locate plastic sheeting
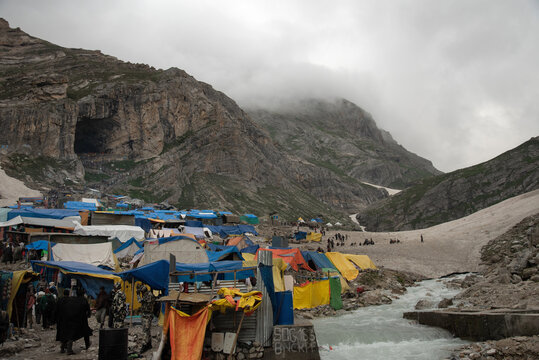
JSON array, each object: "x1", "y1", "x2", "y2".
[
  {"x1": 64, "y1": 201, "x2": 97, "y2": 211},
  {"x1": 240, "y1": 244, "x2": 259, "y2": 254},
  {"x1": 293, "y1": 280, "x2": 330, "y2": 309},
  {"x1": 168, "y1": 306, "x2": 211, "y2": 360},
  {"x1": 255, "y1": 248, "x2": 313, "y2": 272},
  {"x1": 325, "y1": 252, "x2": 359, "y2": 280},
  {"x1": 206, "y1": 247, "x2": 244, "y2": 261},
  {"x1": 51, "y1": 242, "x2": 118, "y2": 270},
  {"x1": 206, "y1": 225, "x2": 258, "y2": 238},
  {"x1": 0, "y1": 215, "x2": 23, "y2": 228},
  {"x1": 117, "y1": 259, "x2": 170, "y2": 291},
  {"x1": 73, "y1": 224, "x2": 144, "y2": 242},
  {"x1": 344, "y1": 254, "x2": 377, "y2": 270},
  {"x1": 25, "y1": 240, "x2": 55, "y2": 251},
  {"x1": 7, "y1": 208, "x2": 81, "y2": 220},
  {"x1": 294, "y1": 231, "x2": 307, "y2": 240},
  {"x1": 173, "y1": 261, "x2": 254, "y2": 283},
  {"x1": 114, "y1": 238, "x2": 143, "y2": 258},
  {"x1": 306, "y1": 232, "x2": 322, "y2": 242},
  {"x1": 0, "y1": 208, "x2": 11, "y2": 222},
  {"x1": 329, "y1": 277, "x2": 343, "y2": 310}
]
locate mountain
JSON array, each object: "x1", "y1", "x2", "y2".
[
  {"x1": 357, "y1": 137, "x2": 539, "y2": 231},
  {"x1": 246, "y1": 99, "x2": 441, "y2": 189},
  {"x1": 0, "y1": 18, "x2": 392, "y2": 220}
]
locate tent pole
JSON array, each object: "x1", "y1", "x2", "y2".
[{"x1": 130, "y1": 278, "x2": 134, "y2": 327}]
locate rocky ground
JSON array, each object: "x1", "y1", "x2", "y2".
[{"x1": 448, "y1": 336, "x2": 539, "y2": 360}]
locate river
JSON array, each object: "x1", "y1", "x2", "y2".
[{"x1": 312, "y1": 276, "x2": 470, "y2": 360}]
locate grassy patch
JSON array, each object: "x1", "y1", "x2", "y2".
[{"x1": 84, "y1": 172, "x2": 111, "y2": 183}]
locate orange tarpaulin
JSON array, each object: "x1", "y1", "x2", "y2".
[
  {"x1": 168, "y1": 306, "x2": 211, "y2": 360},
  {"x1": 226, "y1": 236, "x2": 243, "y2": 246},
  {"x1": 255, "y1": 248, "x2": 314, "y2": 272}
]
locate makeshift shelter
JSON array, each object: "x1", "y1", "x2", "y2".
[
  {"x1": 240, "y1": 213, "x2": 259, "y2": 224},
  {"x1": 301, "y1": 251, "x2": 337, "y2": 271},
  {"x1": 306, "y1": 232, "x2": 322, "y2": 242},
  {"x1": 294, "y1": 231, "x2": 307, "y2": 241},
  {"x1": 255, "y1": 248, "x2": 313, "y2": 272},
  {"x1": 0, "y1": 208, "x2": 11, "y2": 222},
  {"x1": 31, "y1": 261, "x2": 119, "y2": 298},
  {"x1": 293, "y1": 280, "x2": 330, "y2": 309},
  {"x1": 206, "y1": 246, "x2": 244, "y2": 261},
  {"x1": 182, "y1": 226, "x2": 212, "y2": 240},
  {"x1": 141, "y1": 236, "x2": 209, "y2": 265},
  {"x1": 344, "y1": 254, "x2": 377, "y2": 270},
  {"x1": 205, "y1": 225, "x2": 258, "y2": 238},
  {"x1": 226, "y1": 236, "x2": 253, "y2": 250},
  {"x1": 7, "y1": 208, "x2": 81, "y2": 221},
  {"x1": 114, "y1": 238, "x2": 143, "y2": 258},
  {"x1": 0, "y1": 270, "x2": 38, "y2": 324},
  {"x1": 25, "y1": 240, "x2": 55, "y2": 251},
  {"x1": 172, "y1": 260, "x2": 255, "y2": 283},
  {"x1": 73, "y1": 224, "x2": 144, "y2": 242},
  {"x1": 325, "y1": 252, "x2": 359, "y2": 281},
  {"x1": 117, "y1": 259, "x2": 170, "y2": 292},
  {"x1": 64, "y1": 201, "x2": 97, "y2": 211},
  {"x1": 51, "y1": 242, "x2": 119, "y2": 270}
]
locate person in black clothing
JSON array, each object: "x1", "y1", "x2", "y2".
[
  {"x1": 56, "y1": 289, "x2": 70, "y2": 353},
  {"x1": 62, "y1": 288, "x2": 93, "y2": 354}
]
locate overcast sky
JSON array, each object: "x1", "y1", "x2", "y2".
[{"x1": 2, "y1": 0, "x2": 538, "y2": 172}]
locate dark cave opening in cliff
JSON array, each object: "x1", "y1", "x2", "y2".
[{"x1": 74, "y1": 117, "x2": 118, "y2": 155}]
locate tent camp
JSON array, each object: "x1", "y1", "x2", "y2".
[
  {"x1": 206, "y1": 225, "x2": 258, "y2": 238},
  {"x1": 141, "y1": 236, "x2": 209, "y2": 265},
  {"x1": 51, "y1": 242, "x2": 118, "y2": 270},
  {"x1": 114, "y1": 238, "x2": 143, "y2": 258},
  {"x1": 31, "y1": 261, "x2": 119, "y2": 298},
  {"x1": 73, "y1": 224, "x2": 144, "y2": 242}
]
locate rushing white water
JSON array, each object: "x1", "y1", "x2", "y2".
[{"x1": 312, "y1": 276, "x2": 470, "y2": 360}]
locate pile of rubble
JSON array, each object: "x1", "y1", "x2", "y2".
[
  {"x1": 449, "y1": 335, "x2": 539, "y2": 360},
  {"x1": 209, "y1": 341, "x2": 264, "y2": 360}
]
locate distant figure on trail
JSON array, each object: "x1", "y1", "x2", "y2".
[{"x1": 421, "y1": 234, "x2": 424, "y2": 243}]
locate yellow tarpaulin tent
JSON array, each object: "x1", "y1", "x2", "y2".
[
  {"x1": 293, "y1": 280, "x2": 330, "y2": 309},
  {"x1": 326, "y1": 252, "x2": 359, "y2": 281},
  {"x1": 344, "y1": 254, "x2": 377, "y2": 270},
  {"x1": 306, "y1": 232, "x2": 322, "y2": 242}
]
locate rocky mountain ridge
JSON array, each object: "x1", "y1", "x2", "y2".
[
  {"x1": 246, "y1": 98, "x2": 441, "y2": 189},
  {"x1": 357, "y1": 136, "x2": 539, "y2": 231},
  {"x1": 0, "y1": 18, "x2": 396, "y2": 219}
]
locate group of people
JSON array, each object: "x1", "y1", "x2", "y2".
[
  {"x1": 19, "y1": 278, "x2": 156, "y2": 355},
  {"x1": 1, "y1": 241, "x2": 25, "y2": 264},
  {"x1": 389, "y1": 238, "x2": 401, "y2": 244}
]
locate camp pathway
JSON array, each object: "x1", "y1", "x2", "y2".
[{"x1": 312, "y1": 275, "x2": 470, "y2": 360}]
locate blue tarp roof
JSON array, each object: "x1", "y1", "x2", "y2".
[
  {"x1": 206, "y1": 246, "x2": 244, "y2": 261},
  {"x1": 206, "y1": 243, "x2": 232, "y2": 252},
  {"x1": 116, "y1": 203, "x2": 129, "y2": 208},
  {"x1": 117, "y1": 260, "x2": 170, "y2": 291},
  {"x1": 63, "y1": 201, "x2": 97, "y2": 211},
  {"x1": 7, "y1": 208, "x2": 81, "y2": 221},
  {"x1": 240, "y1": 244, "x2": 260, "y2": 254},
  {"x1": 301, "y1": 251, "x2": 337, "y2": 271},
  {"x1": 113, "y1": 238, "x2": 142, "y2": 254},
  {"x1": 185, "y1": 220, "x2": 203, "y2": 228},
  {"x1": 310, "y1": 218, "x2": 323, "y2": 223},
  {"x1": 31, "y1": 260, "x2": 117, "y2": 298},
  {"x1": 26, "y1": 240, "x2": 56, "y2": 251},
  {"x1": 206, "y1": 225, "x2": 258, "y2": 238},
  {"x1": 135, "y1": 217, "x2": 152, "y2": 232},
  {"x1": 243, "y1": 214, "x2": 258, "y2": 218}
]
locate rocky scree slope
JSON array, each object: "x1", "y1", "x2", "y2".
[
  {"x1": 247, "y1": 98, "x2": 441, "y2": 190},
  {"x1": 357, "y1": 137, "x2": 539, "y2": 231},
  {"x1": 0, "y1": 19, "x2": 386, "y2": 219}
]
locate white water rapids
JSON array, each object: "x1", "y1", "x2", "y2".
[{"x1": 312, "y1": 276, "x2": 470, "y2": 360}]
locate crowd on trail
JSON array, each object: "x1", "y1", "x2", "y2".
[{"x1": 6, "y1": 275, "x2": 157, "y2": 356}]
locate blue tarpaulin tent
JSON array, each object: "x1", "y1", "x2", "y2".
[
  {"x1": 135, "y1": 217, "x2": 152, "y2": 232},
  {"x1": 63, "y1": 201, "x2": 97, "y2": 211},
  {"x1": 7, "y1": 208, "x2": 81, "y2": 221},
  {"x1": 185, "y1": 220, "x2": 204, "y2": 228},
  {"x1": 31, "y1": 261, "x2": 118, "y2": 298},
  {"x1": 240, "y1": 244, "x2": 260, "y2": 254},
  {"x1": 301, "y1": 251, "x2": 337, "y2": 271},
  {"x1": 117, "y1": 260, "x2": 170, "y2": 291},
  {"x1": 206, "y1": 247, "x2": 244, "y2": 261},
  {"x1": 295, "y1": 231, "x2": 307, "y2": 240},
  {"x1": 114, "y1": 238, "x2": 143, "y2": 258},
  {"x1": 25, "y1": 240, "x2": 55, "y2": 251},
  {"x1": 206, "y1": 225, "x2": 258, "y2": 238},
  {"x1": 174, "y1": 261, "x2": 254, "y2": 282}
]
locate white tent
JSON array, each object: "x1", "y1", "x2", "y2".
[
  {"x1": 51, "y1": 242, "x2": 117, "y2": 270},
  {"x1": 82, "y1": 198, "x2": 103, "y2": 208},
  {"x1": 141, "y1": 238, "x2": 209, "y2": 265},
  {"x1": 335, "y1": 222, "x2": 342, "y2": 226},
  {"x1": 74, "y1": 224, "x2": 144, "y2": 242},
  {"x1": 326, "y1": 222, "x2": 333, "y2": 227}
]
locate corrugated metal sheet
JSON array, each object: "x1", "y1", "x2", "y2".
[{"x1": 256, "y1": 250, "x2": 273, "y2": 346}]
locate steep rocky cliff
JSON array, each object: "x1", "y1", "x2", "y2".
[
  {"x1": 357, "y1": 137, "x2": 539, "y2": 231},
  {"x1": 0, "y1": 19, "x2": 388, "y2": 219},
  {"x1": 247, "y1": 99, "x2": 441, "y2": 189}
]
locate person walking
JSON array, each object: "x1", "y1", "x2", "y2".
[
  {"x1": 111, "y1": 283, "x2": 127, "y2": 328},
  {"x1": 137, "y1": 285, "x2": 155, "y2": 353},
  {"x1": 56, "y1": 289, "x2": 70, "y2": 353},
  {"x1": 63, "y1": 288, "x2": 93, "y2": 354},
  {"x1": 94, "y1": 287, "x2": 109, "y2": 329},
  {"x1": 39, "y1": 288, "x2": 55, "y2": 329}
]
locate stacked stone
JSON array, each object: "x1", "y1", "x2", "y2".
[{"x1": 233, "y1": 341, "x2": 264, "y2": 360}]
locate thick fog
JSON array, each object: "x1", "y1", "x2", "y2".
[{"x1": 2, "y1": 0, "x2": 538, "y2": 171}]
